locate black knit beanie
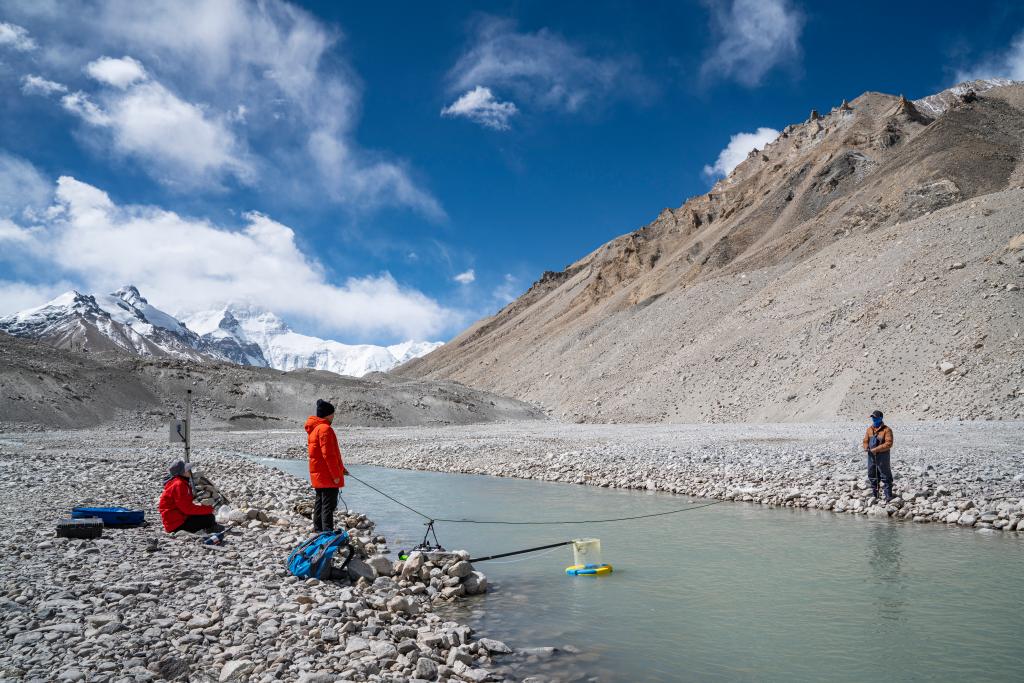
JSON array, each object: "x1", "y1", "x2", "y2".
[{"x1": 316, "y1": 399, "x2": 335, "y2": 418}]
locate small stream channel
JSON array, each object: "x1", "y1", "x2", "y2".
[{"x1": 260, "y1": 459, "x2": 1023, "y2": 682}]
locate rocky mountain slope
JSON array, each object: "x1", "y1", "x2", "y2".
[
  {"x1": 0, "y1": 287, "x2": 442, "y2": 377},
  {"x1": 183, "y1": 307, "x2": 443, "y2": 377},
  {"x1": 0, "y1": 331, "x2": 541, "y2": 430},
  {"x1": 399, "y1": 82, "x2": 1024, "y2": 423}
]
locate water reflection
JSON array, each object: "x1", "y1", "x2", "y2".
[{"x1": 866, "y1": 520, "x2": 906, "y2": 628}]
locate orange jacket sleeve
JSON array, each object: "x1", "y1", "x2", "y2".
[
  {"x1": 862, "y1": 427, "x2": 871, "y2": 451},
  {"x1": 876, "y1": 427, "x2": 893, "y2": 452},
  {"x1": 317, "y1": 425, "x2": 345, "y2": 485}
]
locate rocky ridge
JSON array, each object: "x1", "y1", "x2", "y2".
[
  {"x1": 0, "y1": 331, "x2": 543, "y2": 430},
  {"x1": 399, "y1": 82, "x2": 1024, "y2": 423}
]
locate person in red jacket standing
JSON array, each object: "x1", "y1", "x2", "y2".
[
  {"x1": 158, "y1": 460, "x2": 222, "y2": 533},
  {"x1": 305, "y1": 399, "x2": 347, "y2": 532}
]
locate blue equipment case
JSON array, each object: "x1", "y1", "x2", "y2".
[{"x1": 72, "y1": 506, "x2": 145, "y2": 526}]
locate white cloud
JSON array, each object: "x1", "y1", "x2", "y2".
[
  {"x1": 0, "y1": 21, "x2": 36, "y2": 51},
  {"x1": 0, "y1": 218, "x2": 37, "y2": 244},
  {"x1": 492, "y1": 273, "x2": 520, "y2": 305},
  {"x1": 702, "y1": 126, "x2": 780, "y2": 178},
  {"x1": 21, "y1": 74, "x2": 68, "y2": 96},
  {"x1": 956, "y1": 33, "x2": 1024, "y2": 82},
  {"x1": 701, "y1": 0, "x2": 803, "y2": 87},
  {"x1": 442, "y1": 86, "x2": 518, "y2": 130},
  {"x1": 61, "y1": 58, "x2": 253, "y2": 188},
  {"x1": 0, "y1": 175, "x2": 458, "y2": 339},
  {"x1": 0, "y1": 280, "x2": 75, "y2": 317},
  {"x1": 454, "y1": 269, "x2": 476, "y2": 284},
  {"x1": 447, "y1": 16, "x2": 646, "y2": 115},
  {"x1": 85, "y1": 55, "x2": 147, "y2": 88},
  {"x1": 4, "y1": 1, "x2": 441, "y2": 216},
  {"x1": 0, "y1": 152, "x2": 52, "y2": 219}
]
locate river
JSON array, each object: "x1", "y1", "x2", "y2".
[{"x1": 261, "y1": 459, "x2": 1024, "y2": 682}]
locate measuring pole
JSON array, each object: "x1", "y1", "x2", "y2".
[{"x1": 183, "y1": 389, "x2": 192, "y2": 463}]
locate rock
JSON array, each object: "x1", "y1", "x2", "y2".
[
  {"x1": 447, "y1": 560, "x2": 472, "y2": 578},
  {"x1": 370, "y1": 640, "x2": 398, "y2": 660},
  {"x1": 345, "y1": 636, "x2": 370, "y2": 654},
  {"x1": 154, "y1": 655, "x2": 190, "y2": 681},
  {"x1": 414, "y1": 657, "x2": 439, "y2": 680},
  {"x1": 479, "y1": 637, "x2": 512, "y2": 654},
  {"x1": 463, "y1": 668, "x2": 492, "y2": 682},
  {"x1": 939, "y1": 361, "x2": 956, "y2": 375},
  {"x1": 366, "y1": 554, "x2": 393, "y2": 577},
  {"x1": 957, "y1": 513, "x2": 978, "y2": 527},
  {"x1": 948, "y1": 262, "x2": 966, "y2": 270},
  {"x1": 463, "y1": 571, "x2": 488, "y2": 595},
  {"x1": 401, "y1": 551, "x2": 425, "y2": 579},
  {"x1": 297, "y1": 673, "x2": 337, "y2": 683},
  {"x1": 387, "y1": 595, "x2": 418, "y2": 615},
  {"x1": 219, "y1": 660, "x2": 254, "y2": 682}
]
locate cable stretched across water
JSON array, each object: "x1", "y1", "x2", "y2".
[{"x1": 346, "y1": 471, "x2": 725, "y2": 526}]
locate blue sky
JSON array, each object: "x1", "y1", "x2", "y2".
[{"x1": 1, "y1": 0, "x2": 1023, "y2": 344}]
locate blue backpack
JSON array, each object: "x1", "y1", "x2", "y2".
[{"x1": 287, "y1": 531, "x2": 351, "y2": 579}]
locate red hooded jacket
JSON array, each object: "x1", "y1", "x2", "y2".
[
  {"x1": 305, "y1": 416, "x2": 345, "y2": 489},
  {"x1": 158, "y1": 476, "x2": 215, "y2": 532}
]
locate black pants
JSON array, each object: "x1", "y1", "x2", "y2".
[
  {"x1": 313, "y1": 488, "x2": 339, "y2": 532},
  {"x1": 867, "y1": 451, "x2": 894, "y2": 498},
  {"x1": 174, "y1": 514, "x2": 219, "y2": 533}
]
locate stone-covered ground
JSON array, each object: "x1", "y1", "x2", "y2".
[{"x1": 0, "y1": 430, "x2": 538, "y2": 683}]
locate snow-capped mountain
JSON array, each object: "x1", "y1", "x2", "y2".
[
  {"x1": 0, "y1": 286, "x2": 214, "y2": 361},
  {"x1": 184, "y1": 306, "x2": 444, "y2": 377},
  {"x1": 1, "y1": 285, "x2": 444, "y2": 376}
]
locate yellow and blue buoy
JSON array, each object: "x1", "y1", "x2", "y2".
[{"x1": 565, "y1": 563, "x2": 613, "y2": 576}]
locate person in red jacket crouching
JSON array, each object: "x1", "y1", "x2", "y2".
[
  {"x1": 159, "y1": 459, "x2": 223, "y2": 533},
  {"x1": 305, "y1": 399, "x2": 348, "y2": 532}
]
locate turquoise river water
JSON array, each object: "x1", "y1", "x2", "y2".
[{"x1": 262, "y1": 460, "x2": 1024, "y2": 682}]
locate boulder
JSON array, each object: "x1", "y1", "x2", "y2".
[
  {"x1": 366, "y1": 554, "x2": 393, "y2": 577},
  {"x1": 463, "y1": 571, "x2": 488, "y2": 595}
]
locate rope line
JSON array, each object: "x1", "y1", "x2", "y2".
[
  {"x1": 434, "y1": 499, "x2": 725, "y2": 525},
  {"x1": 345, "y1": 472, "x2": 433, "y2": 520}
]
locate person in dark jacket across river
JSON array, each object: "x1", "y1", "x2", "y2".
[
  {"x1": 862, "y1": 410, "x2": 895, "y2": 502},
  {"x1": 305, "y1": 399, "x2": 348, "y2": 533},
  {"x1": 158, "y1": 459, "x2": 224, "y2": 533}
]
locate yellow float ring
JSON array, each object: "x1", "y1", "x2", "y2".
[{"x1": 565, "y1": 563, "x2": 613, "y2": 576}]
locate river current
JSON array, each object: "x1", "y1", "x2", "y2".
[{"x1": 262, "y1": 460, "x2": 1023, "y2": 682}]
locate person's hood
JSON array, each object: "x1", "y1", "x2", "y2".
[{"x1": 305, "y1": 415, "x2": 331, "y2": 434}]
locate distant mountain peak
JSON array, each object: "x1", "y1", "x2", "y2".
[{"x1": 112, "y1": 284, "x2": 147, "y2": 307}]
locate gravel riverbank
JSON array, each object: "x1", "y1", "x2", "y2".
[
  {"x1": 236, "y1": 421, "x2": 1024, "y2": 534},
  {"x1": 0, "y1": 430, "x2": 535, "y2": 683}
]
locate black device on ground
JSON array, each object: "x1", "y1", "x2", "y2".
[{"x1": 56, "y1": 517, "x2": 104, "y2": 539}]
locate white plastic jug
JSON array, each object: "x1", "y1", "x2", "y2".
[{"x1": 572, "y1": 538, "x2": 602, "y2": 566}]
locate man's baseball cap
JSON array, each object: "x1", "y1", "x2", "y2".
[{"x1": 869, "y1": 410, "x2": 883, "y2": 419}]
